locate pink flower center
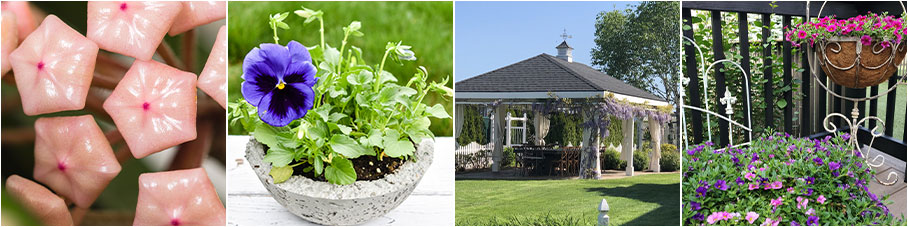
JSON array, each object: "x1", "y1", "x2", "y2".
[
  {"x1": 119, "y1": 3, "x2": 128, "y2": 11},
  {"x1": 57, "y1": 161, "x2": 67, "y2": 172},
  {"x1": 170, "y1": 218, "x2": 180, "y2": 226},
  {"x1": 142, "y1": 102, "x2": 150, "y2": 111},
  {"x1": 36, "y1": 62, "x2": 44, "y2": 70}
]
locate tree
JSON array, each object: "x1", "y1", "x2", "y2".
[{"x1": 591, "y1": 1, "x2": 680, "y2": 105}]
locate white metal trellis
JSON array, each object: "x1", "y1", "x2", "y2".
[{"x1": 505, "y1": 112, "x2": 528, "y2": 147}]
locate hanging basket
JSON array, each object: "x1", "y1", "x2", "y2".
[{"x1": 816, "y1": 37, "x2": 906, "y2": 88}]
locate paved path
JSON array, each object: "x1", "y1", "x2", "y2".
[{"x1": 226, "y1": 136, "x2": 454, "y2": 226}]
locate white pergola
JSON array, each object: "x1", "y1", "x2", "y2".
[{"x1": 455, "y1": 52, "x2": 670, "y2": 178}]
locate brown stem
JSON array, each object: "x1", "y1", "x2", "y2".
[
  {"x1": 115, "y1": 145, "x2": 133, "y2": 165},
  {"x1": 70, "y1": 206, "x2": 88, "y2": 225},
  {"x1": 105, "y1": 129, "x2": 122, "y2": 145},
  {"x1": 168, "y1": 118, "x2": 212, "y2": 170},
  {"x1": 1, "y1": 128, "x2": 35, "y2": 143},
  {"x1": 156, "y1": 41, "x2": 184, "y2": 70},
  {"x1": 90, "y1": 73, "x2": 120, "y2": 90},
  {"x1": 181, "y1": 29, "x2": 196, "y2": 72},
  {"x1": 84, "y1": 90, "x2": 112, "y2": 122}
]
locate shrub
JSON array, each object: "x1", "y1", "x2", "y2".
[
  {"x1": 682, "y1": 132, "x2": 904, "y2": 226},
  {"x1": 600, "y1": 148, "x2": 623, "y2": 170},
  {"x1": 633, "y1": 148, "x2": 650, "y2": 171},
  {"x1": 660, "y1": 148, "x2": 680, "y2": 172},
  {"x1": 502, "y1": 147, "x2": 516, "y2": 168}
]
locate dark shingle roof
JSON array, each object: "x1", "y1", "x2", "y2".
[
  {"x1": 455, "y1": 54, "x2": 664, "y2": 101},
  {"x1": 556, "y1": 41, "x2": 572, "y2": 49}
]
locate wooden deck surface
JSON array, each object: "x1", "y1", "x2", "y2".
[{"x1": 865, "y1": 146, "x2": 907, "y2": 219}]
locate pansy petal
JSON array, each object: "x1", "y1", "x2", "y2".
[
  {"x1": 283, "y1": 61, "x2": 317, "y2": 84},
  {"x1": 288, "y1": 82, "x2": 316, "y2": 111},
  {"x1": 287, "y1": 40, "x2": 312, "y2": 65},
  {"x1": 241, "y1": 80, "x2": 272, "y2": 107},
  {"x1": 256, "y1": 43, "x2": 291, "y2": 80}
]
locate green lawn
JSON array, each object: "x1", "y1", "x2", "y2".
[
  {"x1": 867, "y1": 83, "x2": 906, "y2": 140},
  {"x1": 455, "y1": 174, "x2": 680, "y2": 226}
]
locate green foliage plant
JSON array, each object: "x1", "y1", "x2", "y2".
[{"x1": 228, "y1": 6, "x2": 453, "y2": 185}]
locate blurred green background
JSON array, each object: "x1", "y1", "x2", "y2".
[{"x1": 227, "y1": 1, "x2": 454, "y2": 136}]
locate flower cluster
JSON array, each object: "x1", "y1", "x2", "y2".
[
  {"x1": 682, "y1": 132, "x2": 903, "y2": 226},
  {"x1": 785, "y1": 12, "x2": 906, "y2": 48}
]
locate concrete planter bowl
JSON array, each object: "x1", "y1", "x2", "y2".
[{"x1": 245, "y1": 137, "x2": 433, "y2": 225}]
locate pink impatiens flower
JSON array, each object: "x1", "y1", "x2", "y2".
[
  {"x1": 817, "y1": 195, "x2": 826, "y2": 204},
  {"x1": 745, "y1": 212, "x2": 760, "y2": 224}
]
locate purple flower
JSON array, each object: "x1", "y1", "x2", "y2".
[
  {"x1": 829, "y1": 161, "x2": 841, "y2": 171},
  {"x1": 841, "y1": 132, "x2": 851, "y2": 141},
  {"x1": 714, "y1": 180, "x2": 729, "y2": 191},
  {"x1": 690, "y1": 202, "x2": 701, "y2": 211},
  {"x1": 692, "y1": 212, "x2": 705, "y2": 221},
  {"x1": 805, "y1": 176, "x2": 815, "y2": 185},
  {"x1": 735, "y1": 177, "x2": 745, "y2": 185},
  {"x1": 806, "y1": 216, "x2": 819, "y2": 226},
  {"x1": 861, "y1": 35, "x2": 873, "y2": 45},
  {"x1": 813, "y1": 157, "x2": 824, "y2": 166},
  {"x1": 791, "y1": 221, "x2": 801, "y2": 226},
  {"x1": 696, "y1": 186, "x2": 708, "y2": 197},
  {"x1": 242, "y1": 40, "x2": 319, "y2": 127}
]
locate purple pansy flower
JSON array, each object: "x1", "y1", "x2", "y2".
[{"x1": 242, "y1": 40, "x2": 319, "y2": 127}]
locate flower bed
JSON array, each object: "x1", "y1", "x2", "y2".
[{"x1": 682, "y1": 132, "x2": 904, "y2": 226}]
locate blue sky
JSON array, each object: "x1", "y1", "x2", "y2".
[{"x1": 455, "y1": 1, "x2": 639, "y2": 82}]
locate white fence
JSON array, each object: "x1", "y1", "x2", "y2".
[
  {"x1": 506, "y1": 112, "x2": 528, "y2": 147},
  {"x1": 454, "y1": 142, "x2": 494, "y2": 171}
]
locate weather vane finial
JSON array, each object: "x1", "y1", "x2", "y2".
[{"x1": 560, "y1": 29, "x2": 572, "y2": 41}]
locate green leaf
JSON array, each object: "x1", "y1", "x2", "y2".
[
  {"x1": 384, "y1": 140, "x2": 415, "y2": 158},
  {"x1": 328, "y1": 112, "x2": 347, "y2": 122},
  {"x1": 337, "y1": 124, "x2": 353, "y2": 135},
  {"x1": 425, "y1": 103, "x2": 451, "y2": 119},
  {"x1": 264, "y1": 146, "x2": 294, "y2": 167},
  {"x1": 378, "y1": 70, "x2": 397, "y2": 84},
  {"x1": 325, "y1": 157, "x2": 356, "y2": 185},
  {"x1": 324, "y1": 47, "x2": 341, "y2": 67},
  {"x1": 276, "y1": 21, "x2": 290, "y2": 30},
  {"x1": 254, "y1": 124, "x2": 281, "y2": 148},
  {"x1": 347, "y1": 70, "x2": 372, "y2": 85},
  {"x1": 776, "y1": 99, "x2": 788, "y2": 108},
  {"x1": 313, "y1": 157, "x2": 324, "y2": 175},
  {"x1": 329, "y1": 135, "x2": 371, "y2": 158},
  {"x1": 269, "y1": 165, "x2": 293, "y2": 183}
]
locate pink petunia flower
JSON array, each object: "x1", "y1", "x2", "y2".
[
  {"x1": 770, "y1": 181, "x2": 783, "y2": 189},
  {"x1": 748, "y1": 184, "x2": 759, "y2": 190},
  {"x1": 745, "y1": 172, "x2": 756, "y2": 181},
  {"x1": 745, "y1": 212, "x2": 760, "y2": 224},
  {"x1": 861, "y1": 35, "x2": 873, "y2": 46},
  {"x1": 817, "y1": 195, "x2": 826, "y2": 204},
  {"x1": 770, "y1": 197, "x2": 783, "y2": 207}
]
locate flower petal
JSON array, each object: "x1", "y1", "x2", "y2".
[{"x1": 256, "y1": 43, "x2": 291, "y2": 81}]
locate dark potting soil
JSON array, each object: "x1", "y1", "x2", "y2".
[
  {"x1": 290, "y1": 156, "x2": 404, "y2": 182},
  {"x1": 258, "y1": 143, "x2": 408, "y2": 182}
]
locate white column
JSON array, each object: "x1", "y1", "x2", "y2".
[
  {"x1": 622, "y1": 118, "x2": 635, "y2": 176},
  {"x1": 648, "y1": 117, "x2": 663, "y2": 172},
  {"x1": 492, "y1": 104, "x2": 508, "y2": 172}
]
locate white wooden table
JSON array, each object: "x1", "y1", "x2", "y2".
[{"x1": 226, "y1": 136, "x2": 454, "y2": 226}]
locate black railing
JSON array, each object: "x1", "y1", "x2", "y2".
[{"x1": 682, "y1": 1, "x2": 907, "y2": 159}]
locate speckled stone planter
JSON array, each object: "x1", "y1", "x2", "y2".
[{"x1": 245, "y1": 137, "x2": 433, "y2": 225}]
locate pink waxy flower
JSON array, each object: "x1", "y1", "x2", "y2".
[
  {"x1": 87, "y1": 1, "x2": 182, "y2": 60},
  {"x1": 168, "y1": 1, "x2": 226, "y2": 36},
  {"x1": 5, "y1": 175, "x2": 74, "y2": 226},
  {"x1": 745, "y1": 212, "x2": 759, "y2": 224},
  {"x1": 8, "y1": 15, "x2": 99, "y2": 116},
  {"x1": 134, "y1": 168, "x2": 226, "y2": 226},
  {"x1": 1, "y1": 10, "x2": 18, "y2": 76},
  {"x1": 198, "y1": 25, "x2": 227, "y2": 108},
  {"x1": 103, "y1": 60, "x2": 198, "y2": 158},
  {"x1": 1, "y1": 1, "x2": 36, "y2": 42},
  {"x1": 33, "y1": 115, "x2": 121, "y2": 208}
]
